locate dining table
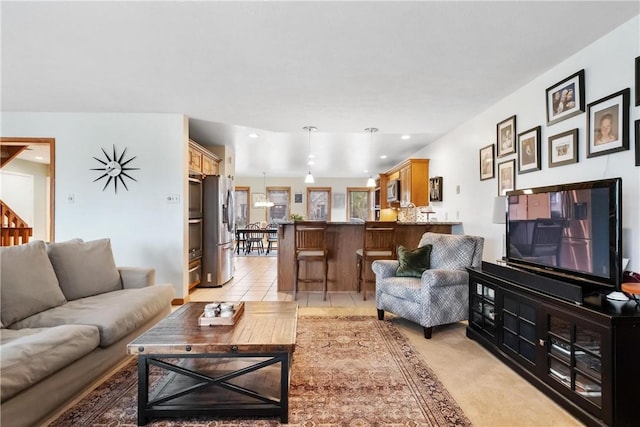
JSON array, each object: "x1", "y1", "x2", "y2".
[{"x1": 235, "y1": 227, "x2": 278, "y2": 255}]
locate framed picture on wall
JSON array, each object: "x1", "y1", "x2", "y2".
[
  {"x1": 252, "y1": 192, "x2": 266, "y2": 206},
  {"x1": 636, "y1": 56, "x2": 639, "y2": 107},
  {"x1": 545, "y1": 69, "x2": 585, "y2": 126},
  {"x1": 548, "y1": 128, "x2": 579, "y2": 168},
  {"x1": 429, "y1": 177, "x2": 443, "y2": 202},
  {"x1": 497, "y1": 115, "x2": 516, "y2": 157},
  {"x1": 517, "y1": 126, "x2": 541, "y2": 174},
  {"x1": 497, "y1": 159, "x2": 515, "y2": 196},
  {"x1": 479, "y1": 144, "x2": 495, "y2": 180},
  {"x1": 635, "y1": 120, "x2": 640, "y2": 166},
  {"x1": 333, "y1": 192, "x2": 345, "y2": 209},
  {"x1": 586, "y1": 88, "x2": 630, "y2": 158}
]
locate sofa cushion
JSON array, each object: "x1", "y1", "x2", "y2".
[
  {"x1": 0, "y1": 325, "x2": 100, "y2": 401},
  {"x1": 377, "y1": 276, "x2": 422, "y2": 301},
  {"x1": 11, "y1": 284, "x2": 174, "y2": 347},
  {"x1": 0, "y1": 241, "x2": 67, "y2": 327},
  {"x1": 417, "y1": 233, "x2": 477, "y2": 271},
  {"x1": 46, "y1": 238, "x2": 122, "y2": 300},
  {"x1": 396, "y1": 244, "x2": 432, "y2": 278}
]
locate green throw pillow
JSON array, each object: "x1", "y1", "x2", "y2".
[{"x1": 396, "y1": 244, "x2": 433, "y2": 278}]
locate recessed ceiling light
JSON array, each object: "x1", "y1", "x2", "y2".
[
  {"x1": 308, "y1": 154, "x2": 315, "y2": 159},
  {"x1": 248, "y1": 133, "x2": 259, "y2": 138},
  {"x1": 35, "y1": 156, "x2": 44, "y2": 160},
  {"x1": 379, "y1": 155, "x2": 387, "y2": 159},
  {"x1": 401, "y1": 134, "x2": 411, "y2": 140},
  {"x1": 308, "y1": 160, "x2": 315, "y2": 166},
  {"x1": 363, "y1": 169, "x2": 369, "y2": 173}
]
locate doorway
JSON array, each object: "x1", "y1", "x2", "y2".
[{"x1": 0, "y1": 137, "x2": 55, "y2": 242}]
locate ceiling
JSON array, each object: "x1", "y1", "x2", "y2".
[{"x1": 2, "y1": 1, "x2": 638, "y2": 178}]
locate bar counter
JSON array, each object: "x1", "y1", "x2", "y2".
[{"x1": 276, "y1": 221, "x2": 462, "y2": 293}]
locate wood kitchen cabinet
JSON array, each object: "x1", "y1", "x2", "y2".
[
  {"x1": 399, "y1": 164, "x2": 411, "y2": 205},
  {"x1": 188, "y1": 139, "x2": 221, "y2": 176},
  {"x1": 201, "y1": 155, "x2": 218, "y2": 175},
  {"x1": 183, "y1": 139, "x2": 221, "y2": 304},
  {"x1": 188, "y1": 144, "x2": 202, "y2": 173},
  {"x1": 379, "y1": 158, "x2": 429, "y2": 208}
]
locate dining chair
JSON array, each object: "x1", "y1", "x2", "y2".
[
  {"x1": 266, "y1": 223, "x2": 279, "y2": 254},
  {"x1": 293, "y1": 221, "x2": 328, "y2": 300},
  {"x1": 245, "y1": 223, "x2": 264, "y2": 255},
  {"x1": 234, "y1": 224, "x2": 247, "y2": 254}
]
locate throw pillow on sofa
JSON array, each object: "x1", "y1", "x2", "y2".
[
  {"x1": 0, "y1": 241, "x2": 67, "y2": 326},
  {"x1": 417, "y1": 233, "x2": 476, "y2": 270},
  {"x1": 396, "y1": 244, "x2": 433, "y2": 278},
  {"x1": 46, "y1": 238, "x2": 122, "y2": 300}
]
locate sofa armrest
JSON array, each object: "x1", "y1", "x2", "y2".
[
  {"x1": 420, "y1": 269, "x2": 469, "y2": 289},
  {"x1": 371, "y1": 260, "x2": 400, "y2": 280},
  {"x1": 118, "y1": 267, "x2": 155, "y2": 289}
]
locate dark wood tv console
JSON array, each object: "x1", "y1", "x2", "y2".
[{"x1": 467, "y1": 262, "x2": 640, "y2": 427}]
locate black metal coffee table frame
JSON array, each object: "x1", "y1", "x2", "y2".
[{"x1": 136, "y1": 352, "x2": 291, "y2": 425}]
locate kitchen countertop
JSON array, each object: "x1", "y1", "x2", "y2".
[
  {"x1": 277, "y1": 221, "x2": 459, "y2": 293},
  {"x1": 277, "y1": 221, "x2": 462, "y2": 225}
]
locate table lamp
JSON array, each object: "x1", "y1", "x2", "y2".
[{"x1": 492, "y1": 196, "x2": 506, "y2": 260}]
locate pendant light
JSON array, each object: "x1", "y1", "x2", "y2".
[
  {"x1": 303, "y1": 126, "x2": 317, "y2": 184},
  {"x1": 365, "y1": 127, "x2": 378, "y2": 187},
  {"x1": 255, "y1": 171, "x2": 274, "y2": 207}
]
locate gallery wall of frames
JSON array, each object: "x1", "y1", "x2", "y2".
[{"x1": 480, "y1": 57, "x2": 640, "y2": 196}]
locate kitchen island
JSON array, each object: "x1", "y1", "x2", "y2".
[{"x1": 277, "y1": 221, "x2": 462, "y2": 293}]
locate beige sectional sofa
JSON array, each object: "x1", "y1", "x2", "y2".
[{"x1": 0, "y1": 238, "x2": 174, "y2": 427}]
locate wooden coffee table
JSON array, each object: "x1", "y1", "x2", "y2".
[{"x1": 127, "y1": 301, "x2": 298, "y2": 425}]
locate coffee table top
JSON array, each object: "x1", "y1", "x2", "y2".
[{"x1": 128, "y1": 301, "x2": 298, "y2": 355}]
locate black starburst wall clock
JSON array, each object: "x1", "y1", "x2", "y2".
[{"x1": 91, "y1": 145, "x2": 139, "y2": 193}]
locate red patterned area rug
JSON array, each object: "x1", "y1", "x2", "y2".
[{"x1": 50, "y1": 316, "x2": 472, "y2": 426}]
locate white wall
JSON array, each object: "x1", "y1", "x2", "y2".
[
  {"x1": 413, "y1": 16, "x2": 640, "y2": 272},
  {"x1": 0, "y1": 112, "x2": 188, "y2": 298},
  {"x1": 234, "y1": 176, "x2": 372, "y2": 223}
]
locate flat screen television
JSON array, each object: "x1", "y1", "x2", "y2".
[{"x1": 505, "y1": 178, "x2": 622, "y2": 293}]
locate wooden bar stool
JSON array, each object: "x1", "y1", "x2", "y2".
[
  {"x1": 294, "y1": 221, "x2": 329, "y2": 301},
  {"x1": 356, "y1": 221, "x2": 396, "y2": 300}
]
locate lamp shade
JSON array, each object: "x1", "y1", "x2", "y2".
[
  {"x1": 255, "y1": 172, "x2": 275, "y2": 207},
  {"x1": 366, "y1": 176, "x2": 376, "y2": 188},
  {"x1": 305, "y1": 171, "x2": 315, "y2": 184},
  {"x1": 255, "y1": 200, "x2": 274, "y2": 207},
  {"x1": 492, "y1": 196, "x2": 507, "y2": 224}
]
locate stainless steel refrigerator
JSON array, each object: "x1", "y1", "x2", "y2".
[{"x1": 200, "y1": 175, "x2": 235, "y2": 287}]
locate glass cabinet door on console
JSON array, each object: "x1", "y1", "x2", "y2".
[
  {"x1": 467, "y1": 266, "x2": 639, "y2": 426},
  {"x1": 498, "y1": 291, "x2": 541, "y2": 371},
  {"x1": 542, "y1": 307, "x2": 611, "y2": 423},
  {"x1": 469, "y1": 280, "x2": 497, "y2": 343}
]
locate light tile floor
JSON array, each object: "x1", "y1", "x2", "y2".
[{"x1": 189, "y1": 254, "x2": 376, "y2": 309}]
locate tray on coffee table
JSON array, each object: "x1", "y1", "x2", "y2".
[{"x1": 198, "y1": 301, "x2": 244, "y2": 326}]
